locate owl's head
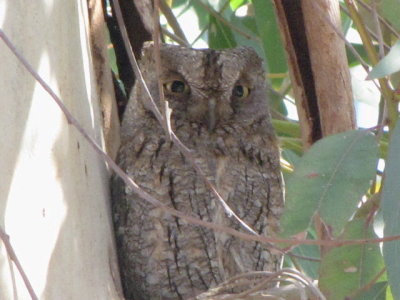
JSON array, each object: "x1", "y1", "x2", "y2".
[{"x1": 137, "y1": 43, "x2": 269, "y2": 132}]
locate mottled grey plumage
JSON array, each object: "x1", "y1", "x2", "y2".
[{"x1": 112, "y1": 43, "x2": 283, "y2": 300}]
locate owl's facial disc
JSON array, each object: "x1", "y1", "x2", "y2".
[{"x1": 160, "y1": 71, "x2": 257, "y2": 132}]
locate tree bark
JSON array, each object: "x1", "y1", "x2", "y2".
[
  {"x1": 88, "y1": 0, "x2": 120, "y2": 160},
  {"x1": 0, "y1": 1, "x2": 122, "y2": 299},
  {"x1": 302, "y1": 0, "x2": 356, "y2": 136},
  {"x1": 273, "y1": 1, "x2": 322, "y2": 148},
  {"x1": 273, "y1": 0, "x2": 356, "y2": 148}
]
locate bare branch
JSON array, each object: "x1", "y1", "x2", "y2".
[
  {"x1": 0, "y1": 227, "x2": 38, "y2": 300},
  {"x1": 159, "y1": 0, "x2": 190, "y2": 45},
  {"x1": 355, "y1": 0, "x2": 400, "y2": 40},
  {"x1": 161, "y1": 27, "x2": 191, "y2": 47},
  {"x1": 196, "y1": 268, "x2": 326, "y2": 300}
]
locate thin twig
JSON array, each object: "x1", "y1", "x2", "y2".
[
  {"x1": 285, "y1": 252, "x2": 320, "y2": 262},
  {"x1": 316, "y1": 1, "x2": 389, "y2": 128},
  {"x1": 340, "y1": 4, "x2": 390, "y2": 52},
  {"x1": 371, "y1": 1, "x2": 385, "y2": 58},
  {"x1": 347, "y1": 267, "x2": 386, "y2": 299},
  {"x1": 2, "y1": 23, "x2": 400, "y2": 249},
  {"x1": 191, "y1": 23, "x2": 209, "y2": 46},
  {"x1": 197, "y1": 269, "x2": 326, "y2": 300},
  {"x1": 152, "y1": 0, "x2": 172, "y2": 140},
  {"x1": 280, "y1": 269, "x2": 325, "y2": 300},
  {"x1": 0, "y1": 227, "x2": 38, "y2": 300},
  {"x1": 356, "y1": 0, "x2": 400, "y2": 40},
  {"x1": 223, "y1": 277, "x2": 276, "y2": 299},
  {"x1": 344, "y1": 0, "x2": 397, "y2": 130},
  {"x1": 159, "y1": 0, "x2": 189, "y2": 45},
  {"x1": 195, "y1": 0, "x2": 260, "y2": 42},
  {"x1": 161, "y1": 27, "x2": 191, "y2": 46},
  {"x1": 314, "y1": 0, "x2": 387, "y2": 119},
  {"x1": 111, "y1": 0, "x2": 164, "y2": 125}
]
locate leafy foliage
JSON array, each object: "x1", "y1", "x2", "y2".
[
  {"x1": 281, "y1": 130, "x2": 378, "y2": 237},
  {"x1": 367, "y1": 40, "x2": 400, "y2": 79},
  {"x1": 319, "y1": 219, "x2": 385, "y2": 299}
]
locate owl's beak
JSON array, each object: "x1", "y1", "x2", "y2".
[{"x1": 208, "y1": 98, "x2": 216, "y2": 132}]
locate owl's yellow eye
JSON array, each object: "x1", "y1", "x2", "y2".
[
  {"x1": 164, "y1": 80, "x2": 190, "y2": 94},
  {"x1": 232, "y1": 85, "x2": 250, "y2": 98}
]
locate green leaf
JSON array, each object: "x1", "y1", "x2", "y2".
[
  {"x1": 278, "y1": 137, "x2": 303, "y2": 156},
  {"x1": 382, "y1": 119, "x2": 400, "y2": 299},
  {"x1": 272, "y1": 119, "x2": 301, "y2": 138},
  {"x1": 319, "y1": 219, "x2": 385, "y2": 300},
  {"x1": 280, "y1": 130, "x2": 378, "y2": 237},
  {"x1": 229, "y1": 14, "x2": 264, "y2": 54},
  {"x1": 208, "y1": 14, "x2": 237, "y2": 49},
  {"x1": 387, "y1": 285, "x2": 394, "y2": 300},
  {"x1": 290, "y1": 244, "x2": 320, "y2": 279},
  {"x1": 379, "y1": 0, "x2": 400, "y2": 32},
  {"x1": 286, "y1": 230, "x2": 320, "y2": 280},
  {"x1": 367, "y1": 40, "x2": 400, "y2": 80},
  {"x1": 354, "y1": 282, "x2": 387, "y2": 300},
  {"x1": 229, "y1": 14, "x2": 265, "y2": 59},
  {"x1": 341, "y1": 9, "x2": 352, "y2": 36},
  {"x1": 281, "y1": 148, "x2": 301, "y2": 168},
  {"x1": 252, "y1": 0, "x2": 287, "y2": 87},
  {"x1": 229, "y1": 0, "x2": 247, "y2": 10},
  {"x1": 347, "y1": 43, "x2": 375, "y2": 67}
]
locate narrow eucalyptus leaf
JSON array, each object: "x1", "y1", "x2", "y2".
[{"x1": 382, "y1": 120, "x2": 400, "y2": 299}]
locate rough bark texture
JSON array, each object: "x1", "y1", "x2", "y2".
[{"x1": 0, "y1": 1, "x2": 122, "y2": 299}]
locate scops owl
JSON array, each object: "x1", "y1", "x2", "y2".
[{"x1": 112, "y1": 42, "x2": 284, "y2": 300}]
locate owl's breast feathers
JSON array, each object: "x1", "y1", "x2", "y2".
[{"x1": 113, "y1": 118, "x2": 283, "y2": 299}]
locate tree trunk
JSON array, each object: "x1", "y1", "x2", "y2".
[
  {"x1": 273, "y1": 0, "x2": 355, "y2": 148},
  {"x1": 0, "y1": 1, "x2": 122, "y2": 299},
  {"x1": 302, "y1": 0, "x2": 356, "y2": 136}
]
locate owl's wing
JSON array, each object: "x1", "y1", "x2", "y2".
[
  {"x1": 111, "y1": 172, "x2": 127, "y2": 227},
  {"x1": 111, "y1": 165, "x2": 154, "y2": 299}
]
